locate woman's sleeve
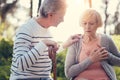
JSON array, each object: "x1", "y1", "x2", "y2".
[
  {"x1": 107, "y1": 36, "x2": 120, "y2": 66},
  {"x1": 64, "y1": 44, "x2": 93, "y2": 79}
]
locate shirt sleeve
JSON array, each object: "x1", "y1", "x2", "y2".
[{"x1": 107, "y1": 36, "x2": 120, "y2": 66}]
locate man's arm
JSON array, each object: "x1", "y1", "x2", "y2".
[{"x1": 57, "y1": 34, "x2": 81, "y2": 53}]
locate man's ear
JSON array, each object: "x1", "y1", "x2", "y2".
[{"x1": 47, "y1": 13, "x2": 53, "y2": 18}]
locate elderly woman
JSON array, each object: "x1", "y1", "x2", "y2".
[{"x1": 65, "y1": 9, "x2": 120, "y2": 80}]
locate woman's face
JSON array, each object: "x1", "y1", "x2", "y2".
[{"x1": 81, "y1": 15, "x2": 98, "y2": 36}]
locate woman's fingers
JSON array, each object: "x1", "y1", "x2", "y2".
[{"x1": 90, "y1": 47, "x2": 109, "y2": 63}]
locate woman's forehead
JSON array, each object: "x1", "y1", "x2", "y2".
[{"x1": 82, "y1": 16, "x2": 96, "y2": 22}]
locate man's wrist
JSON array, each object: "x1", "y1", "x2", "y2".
[{"x1": 62, "y1": 41, "x2": 69, "y2": 49}]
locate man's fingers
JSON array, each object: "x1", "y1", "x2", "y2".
[
  {"x1": 71, "y1": 34, "x2": 81, "y2": 39},
  {"x1": 71, "y1": 38, "x2": 80, "y2": 43}
]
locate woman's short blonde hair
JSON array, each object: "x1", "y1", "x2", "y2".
[{"x1": 80, "y1": 9, "x2": 103, "y2": 27}]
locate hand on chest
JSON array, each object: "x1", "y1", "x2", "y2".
[{"x1": 79, "y1": 39, "x2": 100, "y2": 62}]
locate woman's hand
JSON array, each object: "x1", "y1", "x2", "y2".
[{"x1": 89, "y1": 47, "x2": 109, "y2": 63}]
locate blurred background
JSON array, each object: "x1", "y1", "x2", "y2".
[{"x1": 0, "y1": 0, "x2": 120, "y2": 80}]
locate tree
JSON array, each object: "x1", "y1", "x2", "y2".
[
  {"x1": 113, "y1": 1, "x2": 120, "y2": 34},
  {"x1": 30, "y1": 0, "x2": 33, "y2": 17},
  {"x1": 0, "y1": 0, "x2": 18, "y2": 38},
  {"x1": 0, "y1": 0, "x2": 18, "y2": 22},
  {"x1": 102, "y1": 0, "x2": 109, "y2": 34},
  {"x1": 37, "y1": 0, "x2": 42, "y2": 16}
]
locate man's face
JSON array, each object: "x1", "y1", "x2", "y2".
[{"x1": 50, "y1": 8, "x2": 66, "y2": 27}]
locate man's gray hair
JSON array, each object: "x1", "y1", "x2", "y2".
[{"x1": 39, "y1": 0, "x2": 66, "y2": 18}]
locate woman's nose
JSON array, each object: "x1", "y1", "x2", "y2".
[{"x1": 86, "y1": 23, "x2": 90, "y2": 29}]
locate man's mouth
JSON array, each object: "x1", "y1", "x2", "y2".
[{"x1": 86, "y1": 31, "x2": 91, "y2": 32}]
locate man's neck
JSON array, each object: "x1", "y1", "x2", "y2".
[{"x1": 36, "y1": 17, "x2": 50, "y2": 29}]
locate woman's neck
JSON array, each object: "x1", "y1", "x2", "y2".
[{"x1": 82, "y1": 34, "x2": 98, "y2": 43}]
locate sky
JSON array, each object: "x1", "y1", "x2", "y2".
[{"x1": 17, "y1": 0, "x2": 119, "y2": 42}]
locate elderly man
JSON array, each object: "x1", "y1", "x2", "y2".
[{"x1": 10, "y1": 0, "x2": 80, "y2": 80}]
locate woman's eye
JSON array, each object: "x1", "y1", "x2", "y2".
[
  {"x1": 90, "y1": 23, "x2": 94, "y2": 25},
  {"x1": 90, "y1": 22, "x2": 96, "y2": 25}
]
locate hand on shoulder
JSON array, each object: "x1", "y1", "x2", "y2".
[{"x1": 62, "y1": 34, "x2": 81, "y2": 49}]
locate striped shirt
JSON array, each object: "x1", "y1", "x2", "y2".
[{"x1": 10, "y1": 18, "x2": 53, "y2": 80}]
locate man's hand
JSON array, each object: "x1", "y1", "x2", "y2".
[
  {"x1": 62, "y1": 34, "x2": 81, "y2": 49},
  {"x1": 42, "y1": 40, "x2": 59, "y2": 51}
]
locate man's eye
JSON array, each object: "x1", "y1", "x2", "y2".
[{"x1": 83, "y1": 23, "x2": 87, "y2": 25}]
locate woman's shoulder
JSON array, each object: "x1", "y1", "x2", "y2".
[
  {"x1": 72, "y1": 35, "x2": 83, "y2": 48},
  {"x1": 100, "y1": 33, "x2": 111, "y2": 39}
]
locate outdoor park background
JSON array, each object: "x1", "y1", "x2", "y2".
[{"x1": 0, "y1": 0, "x2": 120, "y2": 80}]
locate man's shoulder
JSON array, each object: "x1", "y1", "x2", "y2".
[
  {"x1": 17, "y1": 18, "x2": 35, "y2": 31},
  {"x1": 15, "y1": 20, "x2": 34, "y2": 36}
]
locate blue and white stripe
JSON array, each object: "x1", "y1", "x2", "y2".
[{"x1": 10, "y1": 18, "x2": 53, "y2": 80}]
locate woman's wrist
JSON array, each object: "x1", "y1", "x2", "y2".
[{"x1": 88, "y1": 56, "x2": 94, "y2": 63}]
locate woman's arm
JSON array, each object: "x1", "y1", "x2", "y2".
[
  {"x1": 64, "y1": 44, "x2": 93, "y2": 79},
  {"x1": 107, "y1": 36, "x2": 120, "y2": 66}
]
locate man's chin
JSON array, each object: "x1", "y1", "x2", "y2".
[{"x1": 53, "y1": 25, "x2": 58, "y2": 27}]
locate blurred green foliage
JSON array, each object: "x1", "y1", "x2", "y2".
[
  {"x1": 0, "y1": 39, "x2": 13, "y2": 59},
  {"x1": 112, "y1": 35, "x2": 120, "y2": 80},
  {"x1": 56, "y1": 49, "x2": 68, "y2": 80},
  {"x1": 112, "y1": 35, "x2": 120, "y2": 51},
  {"x1": 0, "y1": 35, "x2": 120, "y2": 80},
  {"x1": 0, "y1": 39, "x2": 13, "y2": 80}
]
